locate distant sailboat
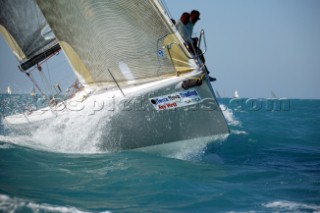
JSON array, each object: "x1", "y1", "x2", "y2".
[
  {"x1": 234, "y1": 90, "x2": 239, "y2": 98},
  {"x1": 7, "y1": 86, "x2": 12, "y2": 95},
  {"x1": 271, "y1": 90, "x2": 277, "y2": 99},
  {"x1": 30, "y1": 87, "x2": 36, "y2": 97}
]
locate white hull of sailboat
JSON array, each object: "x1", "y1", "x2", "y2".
[{"x1": 4, "y1": 75, "x2": 228, "y2": 151}]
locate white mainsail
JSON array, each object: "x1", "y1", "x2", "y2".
[
  {"x1": 234, "y1": 90, "x2": 239, "y2": 98},
  {"x1": 7, "y1": 86, "x2": 11, "y2": 95}
]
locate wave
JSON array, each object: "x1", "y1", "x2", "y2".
[
  {"x1": 263, "y1": 200, "x2": 320, "y2": 212},
  {"x1": 0, "y1": 135, "x2": 10, "y2": 143},
  {"x1": 0, "y1": 194, "x2": 111, "y2": 213},
  {"x1": 230, "y1": 130, "x2": 248, "y2": 135},
  {"x1": 0, "y1": 142, "x2": 13, "y2": 149},
  {"x1": 220, "y1": 104, "x2": 242, "y2": 126},
  {"x1": 138, "y1": 134, "x2": 228, "y2": 161},
  {"x1": 1, "y1": 102, "x2": 116, "y2": 154}
]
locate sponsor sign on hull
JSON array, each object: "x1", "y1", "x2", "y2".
[{"x1": 149, "y1": 89, "x2": 201, "y2": 111}]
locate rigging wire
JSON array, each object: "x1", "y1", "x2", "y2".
[
  {"x1": 45, "y1": 60, "x2": 55, "y2": 94},
  {"x1": 48, "y1": 51, "x2": 76, "y2": 82},
  {"x1": 24, "y1": 50, "x2": 61, "y2": 99},
  {"x1": 158, "y1": 0, "x2": 173, "y2": 19},
  {"x1": 37, "y1": 64, "x2": 53, "y2": 97},
  {"x1": 26, "y1": 49, "x2": 77, "y2": 102},
  {"x1": 25, "y1": 72, "x2": 46, "y2": 98},
  {"x1": 46, "y1": 50, "x2": 61, "y2": 85}
]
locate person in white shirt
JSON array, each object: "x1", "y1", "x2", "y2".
[
  {"x1": 175, "y1": 12, "x2": 191, "y2": 43},
  {"x1": 187, "y1": 10, "x2": 200, "y2": 41},
  {"x1": 182, "y1": 10, "x2": 216, "y2": 82}
]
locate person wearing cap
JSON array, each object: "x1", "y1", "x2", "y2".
[
  {"x1": 176, "y1": 12, "x2": 192, "y2": 43},
  {"x1": 187, "y1": 10, "x2": 200, "y2": 39},
  {"x1": 181, "y1": 10, "x2": 200, "y2": 53}
]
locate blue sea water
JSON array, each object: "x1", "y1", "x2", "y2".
[{"x1": 0, "y1": 95, "x2": 319, "y2": 212}]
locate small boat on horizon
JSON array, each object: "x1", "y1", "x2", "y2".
[
  {"x1": 271, "y1": 90, "x2": 277, "y2": 99},
  {"x1": 7, "y1": 86, "x2": 12, "y2": 95},
  {"x1": 234, "y1": 90, "x2": 240, "y2": 98}
]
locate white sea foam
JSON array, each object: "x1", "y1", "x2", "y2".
[
  {"x1": 263, "y1": 200, "x2": 320, "y2": 212},
  {"x1": 3, "y1": 100, "x2": 116, "y2": 154},
  {"x1": 139, "y1": 134, "x2": 228, "y2": 161},
  {"x1": 220, "y1": 104, "x2": 242, "y2": 126},
  {"x1": 0, "y1": 140, "x2": 13, "y2": 149},
  {"x1": 230, "y1": 130, "x2": 248, "y2": 135},
  {"x1": 0, "y1": 142, "x2": 13, "y2": 149},
  {"x1": 0, "y1": 135, "x2": 10, "y2": 143},
  {"x1": 29, "y1": 109, "x2": 112, "y2": 153},
  {"x1": 0, "y1": 194, "x2": 111, "y2": 213}
]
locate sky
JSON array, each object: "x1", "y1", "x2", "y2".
[{"x1": 1, "y1": 0, "x2": 320, "y2": 99}]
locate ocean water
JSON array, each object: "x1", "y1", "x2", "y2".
[{"x1": 0, "y1": 95, "x2": 319, "y2": 213}]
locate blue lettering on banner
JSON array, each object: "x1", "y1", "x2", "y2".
[
  {"x1": 155, "y1": 97, "x2": 169, "y2": 104},
  {"x1": 180, "y1": 90, "x2": 198, "y2": 98}
]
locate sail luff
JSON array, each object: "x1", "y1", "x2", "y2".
[{"x1": 0, "y1": 25, "x2": 26, "y2": 60}]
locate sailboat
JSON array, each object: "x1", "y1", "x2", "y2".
[
  {"x1": 6, "y1": 86, "x2": 11, "y2": 95},
  {"x1": 30, "y1": 87, "x2": 36, "y2": 97},
  {"x1": 234, "y1": 90, "x2": 239, "y2": 98},
  {"x1": 271, "y1": 90, "x2": 277, "y2": 99},
  {"x1": 0, "y1": 0, "x2": 228, "y2": 151}
]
